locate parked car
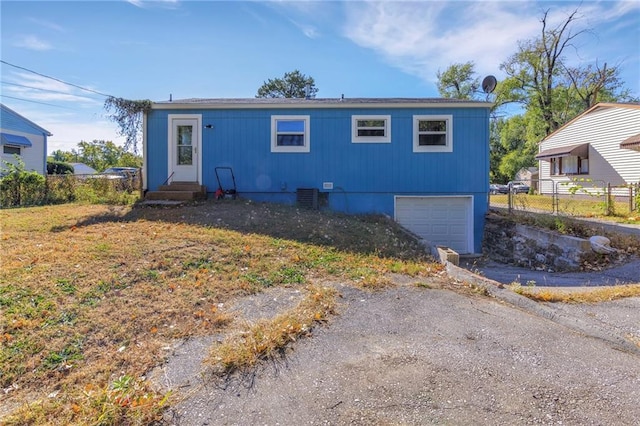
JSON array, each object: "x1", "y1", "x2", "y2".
[
  {"x1": 101, "y1": 167, "x2": 139, "y2": 178},
  {"x1": 489, "y1": 183, "x2": 509, "y2": 194},
  {"x1": 86, "y1": 167, "x2": 140, "y2": 189},
  {"x1": 508, "y1": 181, "x2": 530, "y2": 194}
]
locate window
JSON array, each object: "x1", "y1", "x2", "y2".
[
  {"x1": 550, "y1": 155, "x2": 588, "y2": 175},
  {"x1": 271, "y1": 115, "x2": 310, "y2": 153},
  {"x1": 413, "y1": 115, "x2": 453, "y2": 152},
  {"x1": 352, "y1": 115, "x2": 391, "y2": 143},
  {"x1": 3, "y1": 145, "x2": 21, "y2": 155}
]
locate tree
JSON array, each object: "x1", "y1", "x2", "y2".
[
  {"x1": 48, "y1": 140, "x2": 142, "y2": 172},
  {"x1": 256, "y1": 70, "x2": 318, "y2": 98},
  {"x1": 436, "y1": 62, "x2": 480, "y2": 100},
  {"x1": 496, "y1": 114, "x2": 542, "y2": 180},
  {"x1": 563, "y1": 62, "x2": 635, "y2": 112},
  {"x1": 500, "y1": 8, "x2": 587, "y2": 135},
  {"x1": 498, "y1": 8, "x2": 632, "y2": 137}
]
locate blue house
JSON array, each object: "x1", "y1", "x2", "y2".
[
  {"x1": 143, "y1": 98, "x2": 491, "y2": 254},
  {"x1": 1, "y1": 103, "x2": 52, "y2": 176}
]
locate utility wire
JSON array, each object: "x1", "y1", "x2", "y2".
[
  {"x1": 1, "y1": 60, "x2": 114, "y2": 98},
  {"x1": 1, "y1": 80, "x2": 102, "y2": 99},
  {"x1": 0, "y1": 94, "x2": 75, "y2": 109}
]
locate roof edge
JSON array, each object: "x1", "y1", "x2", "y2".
[
  {"x1": 151, "y1": 98, "x2": 493, "y2": 110},
  {"x1": 542, "y1": 102, "x2": 640, "y2": 142},
  {"x1": 0, "y1": 103, "x2": 53, "y2": 136}
]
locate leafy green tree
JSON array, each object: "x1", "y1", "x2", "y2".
[
  {"x1": 498, "y1": 8, "x2": 632, "y2": 137},
  {"x1": 48, "y1": 140, "x2": 142, "y2": 172},
  {"x1": 47, "y1": 161, "x2": 74, "y2": 175},
  {"x1": 496, "y1": 114, "x2": 541, "y2": 180},
  {"x1": 256, "y1": 70, "x2": 318, "y2": 98},
  {"x1": 437, "y1": 62, "x2": 480, "y2": 100}
]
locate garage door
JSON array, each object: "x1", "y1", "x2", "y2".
[{"x1": 395, "y1": 196, "x2": 473, "y2": 254}]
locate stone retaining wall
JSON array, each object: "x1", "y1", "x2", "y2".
[{"x1": 483, "y1": 213, "x2": 592, "y2": 272}]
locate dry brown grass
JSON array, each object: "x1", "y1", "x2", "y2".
[
  {"x1": 0, "y1": 201, "x2": 440, "y2": 424},
  {"x1": 208, "y1": 286, "x2": 337, "y2": 374},
  {"x1": 511, "y1": 284, "x2": 640, "y2": 303}
]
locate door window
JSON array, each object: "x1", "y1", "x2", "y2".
[{"x1": 177, "y1": 125, "x2": 193, "y2": 165}]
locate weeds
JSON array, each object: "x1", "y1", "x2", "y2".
[
  {"x1": 208, "y1": 286, "x2": 336, "y2": 374},
  {"x1": 511, "y1": 283, "x2": 640, "y2": 303}
]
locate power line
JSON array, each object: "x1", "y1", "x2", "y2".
[
  {"x1": 0, "y1": 94, "x2": 75, "y2": 109},
  {"x1": 1, "y1": 60, "x2": 114, "y2": 98},
  {"x1": 2, "y1": 80, "x2": 102, "y2": 99}
]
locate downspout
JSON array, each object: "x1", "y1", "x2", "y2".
[{"x1": 43, "y1": 130, "x2": 52, "y2": 176}]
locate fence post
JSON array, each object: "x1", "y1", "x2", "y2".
[{"x1": 507, "y1": 183, "x2": 512, "y2": 214}]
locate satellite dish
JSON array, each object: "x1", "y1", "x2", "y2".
[{"x1": 482, "y1": 75, "x2": 497, "y2": 94}]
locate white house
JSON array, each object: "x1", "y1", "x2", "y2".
[
  {"x1": 535, "y1": 103, "x2": 640, "y2": 196},
  {"x1": 1, "y1": 103, "x2": 52, "y2": 176}
]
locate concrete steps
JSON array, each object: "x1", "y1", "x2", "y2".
[{"x1": 145, "y1": 182, "x2": 207, "y2": 201}]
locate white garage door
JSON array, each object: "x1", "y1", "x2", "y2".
[{"x1": 395, "y1": 196, "x2": 473, "y2": 254}]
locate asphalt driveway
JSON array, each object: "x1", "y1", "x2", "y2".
[
  {"x1": 460, "y1": 256, "x2": 640, "y2": 287},
  {"x1": 152, "y1": 275, "x2": 640, "y2": 425}
]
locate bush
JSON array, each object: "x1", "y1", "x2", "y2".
[
  {"x1": 1, "y1": 159, "x2": 46, "y2": 207},
  {"x1": 47, "y1": 161, "x2": 74, "y2": 175}
]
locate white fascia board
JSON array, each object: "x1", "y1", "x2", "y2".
[{"x1": 152, "y1": 101, "x2": 493, "y2": 110}]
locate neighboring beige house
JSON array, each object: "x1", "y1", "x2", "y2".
[
  {"x1": 535, "y1": 103, "x2": 640, "y2": 196},
  {"x1": 515, "y1": 167, "x2": 539, "y2": 192}
]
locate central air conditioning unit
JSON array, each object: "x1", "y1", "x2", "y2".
[{"x1": 296, "y1": 188, "x2": 319, "y2": 210}]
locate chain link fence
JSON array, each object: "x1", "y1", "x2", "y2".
[
  {"x1": 490, "y1": 179, "x2": 639, "y2": 217},
  {"x1": 1, "y1": 173, "x2": 142, "y2": 208}
]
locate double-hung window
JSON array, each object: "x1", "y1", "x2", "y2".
[
  {"x1": 271, "y1": 115, "x2": 310, "y2": 153},
  {"x1": 413, "y1": 115, "x2": 453, "y2": 152},
  {"x1": 352, "y1": 115, "x2": 391, "y2": 143}
]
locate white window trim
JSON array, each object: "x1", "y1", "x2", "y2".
[
  {"x1": 413, "y1": 115, "x2": 453, "y2": 153},
  {"x1": 271, "y1": 115, "x2": 310, "y2": 153},
  {"x1": 351, "y1": 115, "x2": 391, "y2": 143}
]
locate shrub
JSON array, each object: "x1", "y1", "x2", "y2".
[
  {"x1": 0, "y1": 158, "x2": 46, "y2": 207},
  {"x1": 47, "y1": 161, "x2": 74, "y2": 175}
]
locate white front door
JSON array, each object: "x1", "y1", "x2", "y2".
[{"x1": 169, "y1": 115, "x2": 201, "y2": 182}]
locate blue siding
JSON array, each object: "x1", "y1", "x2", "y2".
[{"x1": 146, "y1": 106, "x2": 490, "y2": 252}]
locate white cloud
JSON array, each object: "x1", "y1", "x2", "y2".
[
  {"x1": 341, "y1": 1, "x2": 639, "y2": 87},
  {"x1": 4, "y1": 72, "x2": 103, "y2": 106},
  {"x1": 28, "y1": 18, "x2": 66, "y2": 32},
  {"x1": 14, "y1": 35, "x2": 52, "y2": 51},
  {"x1": 45, "y1": 119, "x2": 125, "y2": 154},
  {"x1": 126, "y1": 0, "x2": 180, "y2": 10},
  {"x1": 289, "y1": 19, "x2": 320, "y2": 39},
  {"x1": 342, "y1": 1, "x2": 546, "y2": 83}
]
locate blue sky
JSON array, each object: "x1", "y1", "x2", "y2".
[{"x1": 1, "y1": 0, "x2": 639, "y2": 154}]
